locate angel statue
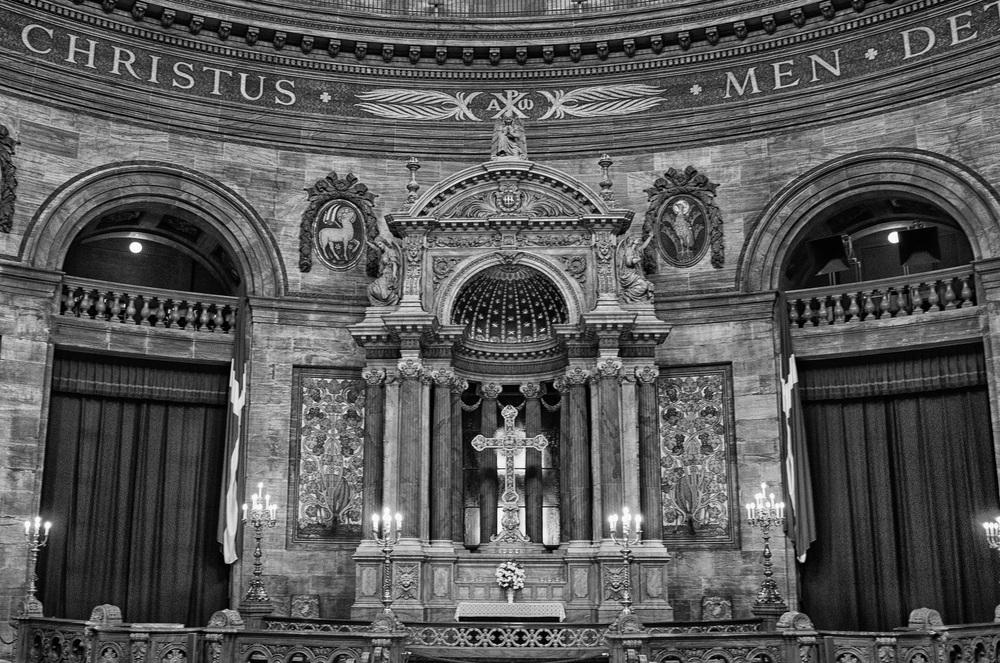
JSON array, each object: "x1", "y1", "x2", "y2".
[
  {"x1": 491, "y1": 114, "x2": 527, "y2": 161},
  {"x1": 367, "y1": 235, "x2": 402, "y2": 306},
  {"x1": 617, "y1": 234, "x2": 654, "y2": 303}
]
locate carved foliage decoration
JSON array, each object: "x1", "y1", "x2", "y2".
[
  {"x1": 443, "y1": 180, "x2": 575, "y2": 219},
  {"x1": 299, "y1": 172, "x2": 379, "y2": 273},
  {"x1": 293, "y1": 370, "x2": 366, "y2": 541},
  {"x1": 642, "y1": 166, "x2": 724, "y2": 271},
  {"x1": 0, "y1": 124, "x2": 17, "y2": 233},
  {"x1": 658, "y1": 366, "x2": 739, "y2": 547}
]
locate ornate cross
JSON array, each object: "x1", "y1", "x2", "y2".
[{"x1": 472, "y1": 404, "x2": 548, "y2": 543}]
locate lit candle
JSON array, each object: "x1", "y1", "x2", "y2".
[
  {"x1": 609, "y1": 514, "x2": 618, "y2": 532},
  {"x1": 257, "y1": 483, "x2": 264, "y2": 508},
  {"x1": 634, "y1": 514, "x2": 642, "y2": 532},
  {"x1": 34, "y1": 517, "x2": 41, "y2": 535},
  {"x1": 269, "y1": 503, "x2": 277, "y2": 520},
  {"x1": 372, "y1": 514, "x2": 380, "y2": 534},
  {"x1": 777, "y1": 502, "x2": 785, "y2": 519},
  {"x1": 24, "y1": 520, "x2": 30, "y2": 535},
  {"x1": 265, "y1": 493, "x2": 271, "y2": 509},
  {"x1": 395, "y1": 512, "x2": 402, "y2": 533},
  {"x1": 243, "y1": 503, "x2": 248, "y2": 520},
  {"x1": 746, "y1": 503, "x2": 754, "y2": 520},
  {"x1": 44, "y1": 522, "x2": 51, "y2": 535}
]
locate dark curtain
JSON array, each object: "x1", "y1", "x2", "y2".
[
  {"x1": 799, "y1": 343, "x2": 1000, "y2": 630},
  {"x1": 39, "y1": 350, "x2": 230, "y2": 625}
]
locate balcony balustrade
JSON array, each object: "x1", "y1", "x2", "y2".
[
  {"x1": 787, "y1": 266, "x2": 976, "y2": 329},
  {"x1": 59, "y1": 277, "x2": 239, "y2": 334}
]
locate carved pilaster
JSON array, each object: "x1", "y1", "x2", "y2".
[
  {"x1": 592, "y1": 357, "x2": 624, "y2": 538},
  {"x1": 402, "y1": 235, "x2": 425, "y2": 299},
  {"x1": 594, "y1": 231, "x2": 618, "y2": 300}
]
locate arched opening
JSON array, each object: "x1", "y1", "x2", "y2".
[
  {"x1": 782, "y1": 194, "x2": 975, "y2": 290},
  {"x1": 62, "y1": 205, "x2": 241, "y2": 296}
]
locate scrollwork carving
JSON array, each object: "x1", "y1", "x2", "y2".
[
  {"x1": 564, "y1": 366, "x2": 590, "y2": 385},
  {"x1": 592, "y1": 357, "x2": 623, "y2": 380},
  {"x1": 432, "y1": 257, "x2": 460, "y2": 285},
  {"x1": 431, "y1": 369, "x2": 455, "y2": 387},
  {"x1": 559, "y1": 255, "x2": 587, "y2": 284},
  {"x1": 480, "y1": 382, "x2": 503, "y2": 399},
  {"x1": 402, "y1": 236, "x2": 425, "y2": 297},
  {"x1": 519, "y1": 382, "x2": 542, "y2": 399},
  {"x1": 593, "y1": 231, "x2": 617, "y2": 295},
  {"x1": 0, "y1": 124, "x2": 17, "y2": 233},
  {"x1": 362, "y1": 367, "x2": 387, "y2": 386},
  {"x1": 635, "y1": 365, "x2": 659, "y2": 384},
  {"x1": 450, "y1": 377, "x2": 470, "y2": 394},
  {"x1": 397, "y1": 358, "x2": 423, "y2": 379},
  {"x1": 299, "y1": 172, "x2": 379, "y2": 273}
]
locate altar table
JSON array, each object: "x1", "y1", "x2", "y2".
[{"x1": 454, "y1": 602, "x2": 567, "y2": 622}]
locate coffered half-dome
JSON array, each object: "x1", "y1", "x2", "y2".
[{"x1": 451, "y1": 263, "x2": 568, "y2": 343}]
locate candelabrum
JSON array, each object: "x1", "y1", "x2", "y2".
[
  {"x1": 984, "y1": 517, "x2": 1000, "y2": 551},
  {"x1": 242, "y1": 483, "x2": 278, "y2": 603},
  {"x1": 372, "y1": 508, "x2": 403, "y2": 614},
  {"x1": 746, "y1": 483, "x2": 786, "y2": 606},
  {"x1": 608, "y1": 507, "x2": 642, "y2": 615},
  {"x1": 22, "y1": 517, "x2": 51, "y2": 616}
]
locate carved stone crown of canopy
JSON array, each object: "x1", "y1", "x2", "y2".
[{"x1": 352, "y1": 156, "x2": 669, "y2": 379}]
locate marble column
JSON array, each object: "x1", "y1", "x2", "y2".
[
  {"x1": 450, "y1": 377, "x2": 470, "y2": 545},
  {"x1": 563, "y1": 366, "x2": 592, "y2": 542},
  {"x1": 593, "y1": 357, "x2": 624, "y2": 539},
  {"x1": 361, "y1": 367, "x2": 387, "y2": 539},
  {"x1": 479, "y1": 382, "x2": 502, "y2": 545},
  {"x1": 520, "y1": 382, "x2": 544, "y2": 543},
  {"x1": 553, "y1": 377, "x2": 571, "y2": 544},
  {"x1": 635, "y1": 365, "x2": 663, "y2": 540},
  {"x1": 396, "y1": 358, "x2": 424, "y2": 538},
  {"x1": 430, "y1": 369, "x2": 455, "y2": 542}
]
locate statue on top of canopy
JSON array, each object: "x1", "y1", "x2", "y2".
[{"x1": 491, "y1": 113, "x2": 528, "y2": 161}]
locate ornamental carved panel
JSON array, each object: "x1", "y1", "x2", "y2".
[
  {"x1": 0, "y1": 124, "x2": 17, "y2": 233},
  {"x1": 657, "y1": 365, "x2": 739, "y2": 547},
  {"x1": 292, "y1": 370, "x2": 366, "y2": 542},
  {"x1": 642, "y1": 166, "x2": 724, "y2": 271},
  {"x1": 299, "y1": 172, "x2": 379, "y2": 274}
]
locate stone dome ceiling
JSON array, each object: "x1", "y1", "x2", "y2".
[{"x1": 452, "y1": 264, "x2": 568, "y2": 344}]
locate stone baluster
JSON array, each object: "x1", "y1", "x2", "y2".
[
  {"x1": 943, "y1": 278, "x2": 957, "y2": 309},
  {"x1": 833, "y1": 296, "x2": 846, "y2": 324},
  {"x1": 804, "y1": 299, "x2": 816, "y2": 326},
  {"x1": 879, "y1": 290, "x2": 891, "y2": 318},
  {"x1": 155, "y1": 299, "x2": 166, "y2": 327},
  {"x1": 817, "y1": 298, "x2": 828, "y2": 324},
  {"x1": 430, "y1": 369, "x2": 456, "y2": 542},
  {"x1": 139, "y1": 297, "x2": 151, "y2": 325},
  {"x1": 847, "y1": 293, "x2": 861, "y2": 322},
  {"x1": 110, "y1": 294, "x2": 122, "y2": 321},
  {"x1": 198, "y1": 302, "x2": 211, "y2": 328},
  {"x1": 94, "y1": 291, "x2": 107, "y2": 320},
  {"x1": 80, "y1": 289, "x2": 92, "y2": 318},
  {"x1": 362, "y1": 368, "x2": 388, "y2": 540},
  {"x1": 213, "y1": 305, "x2": 225, "y2": 331},
  {"x1": 788, "y1": 301, "x2": 800, "y2": 328},
  {"x1": 893, "y1": 289, "x2": 908, "y2": 316},
  {"x1": 863, "y1": 292, "x2": 876, "y2": 320},
  {"x1": 926, "y1": 281, "x2": 940, "y2": 311},
  {"x1": 167, "y1": 302, "x2": 179, "y2": 327},
  {"x1": 960, "y1": 276, "x2": 974, "y2": 306},
  {"x1": 910, "y1": 284, "x2": 924, "y2": 315},
  {"x1": 125, "y1": 296, "x2": 137, "y2": 323},
  {"x1": 520, "y1": 382, "x2": 544, "y2": 544},
  {"x1": 562, "y1": 367, "x2": 592, "y2": 542},
  {"x1": 592, "y1": 357, "x2": 624, "y2": 539},
  {"x1": 397, "y1": 358, "x2": 425, "y2": 539},
  {"x1": 635, "y1": 365, "x2": 663, "y2": 541},
  {"x1": 479, "y1": 382, "x2": 502, "y2": 544},
  {"x1": 450, "y1": 377, "x2": 470, "y2": 545}
]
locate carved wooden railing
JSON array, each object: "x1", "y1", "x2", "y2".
[
  {"x1": 787, "y1": 266, "x2": 977, "y2": 328},
  {"x1": 11, "y1": 607, "x2": 999, "y2": 663},
  {"x1": 58, "y1": 277, "x2": 239, "y2": 333}
]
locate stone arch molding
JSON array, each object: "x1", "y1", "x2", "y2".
[
  {"x1": 23, "y1": 161, "x2": 286, "y2": 297},
  {"x1": 739, "y1": 149, "x2": 1000, "y2": 293},
  {"x1": 435, "y1": 250, "x2": 585, "y2": 329}
]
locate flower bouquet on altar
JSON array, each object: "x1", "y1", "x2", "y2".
[{"x1": 495, "y1": 560, "x2": 525, "y2": 603}]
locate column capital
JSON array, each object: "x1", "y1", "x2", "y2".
[
  {"x1": 564, "y1": 366, "x2": 591, "y2": 386},
  {"x1": 552, "y1": 376, "x2": 568, "y2": 393},
  {"x1": 362, "y1": 367, "x2": 388, "y2": 386},
  {"x1": 519, "y1": 382, "x2": 542, "y2": 399},
  {"x1": 430, "y1": 368, "x2": 455, "y2": 387},
  {"x1": 480, "y1": 382, "x2": 503, "y2": 399},
  {"x1": 396, "y1": 358, "x2": 424, "y2": 380},
  {"x1": 592, "y1": 357, "x2": 624, "y2": 380},
  {"x1": 450, "y1": 377, "x2": 470, "y2": 394},
  {"x1": 634, "y1": 365, "x2": 660, "y2": 384}
]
